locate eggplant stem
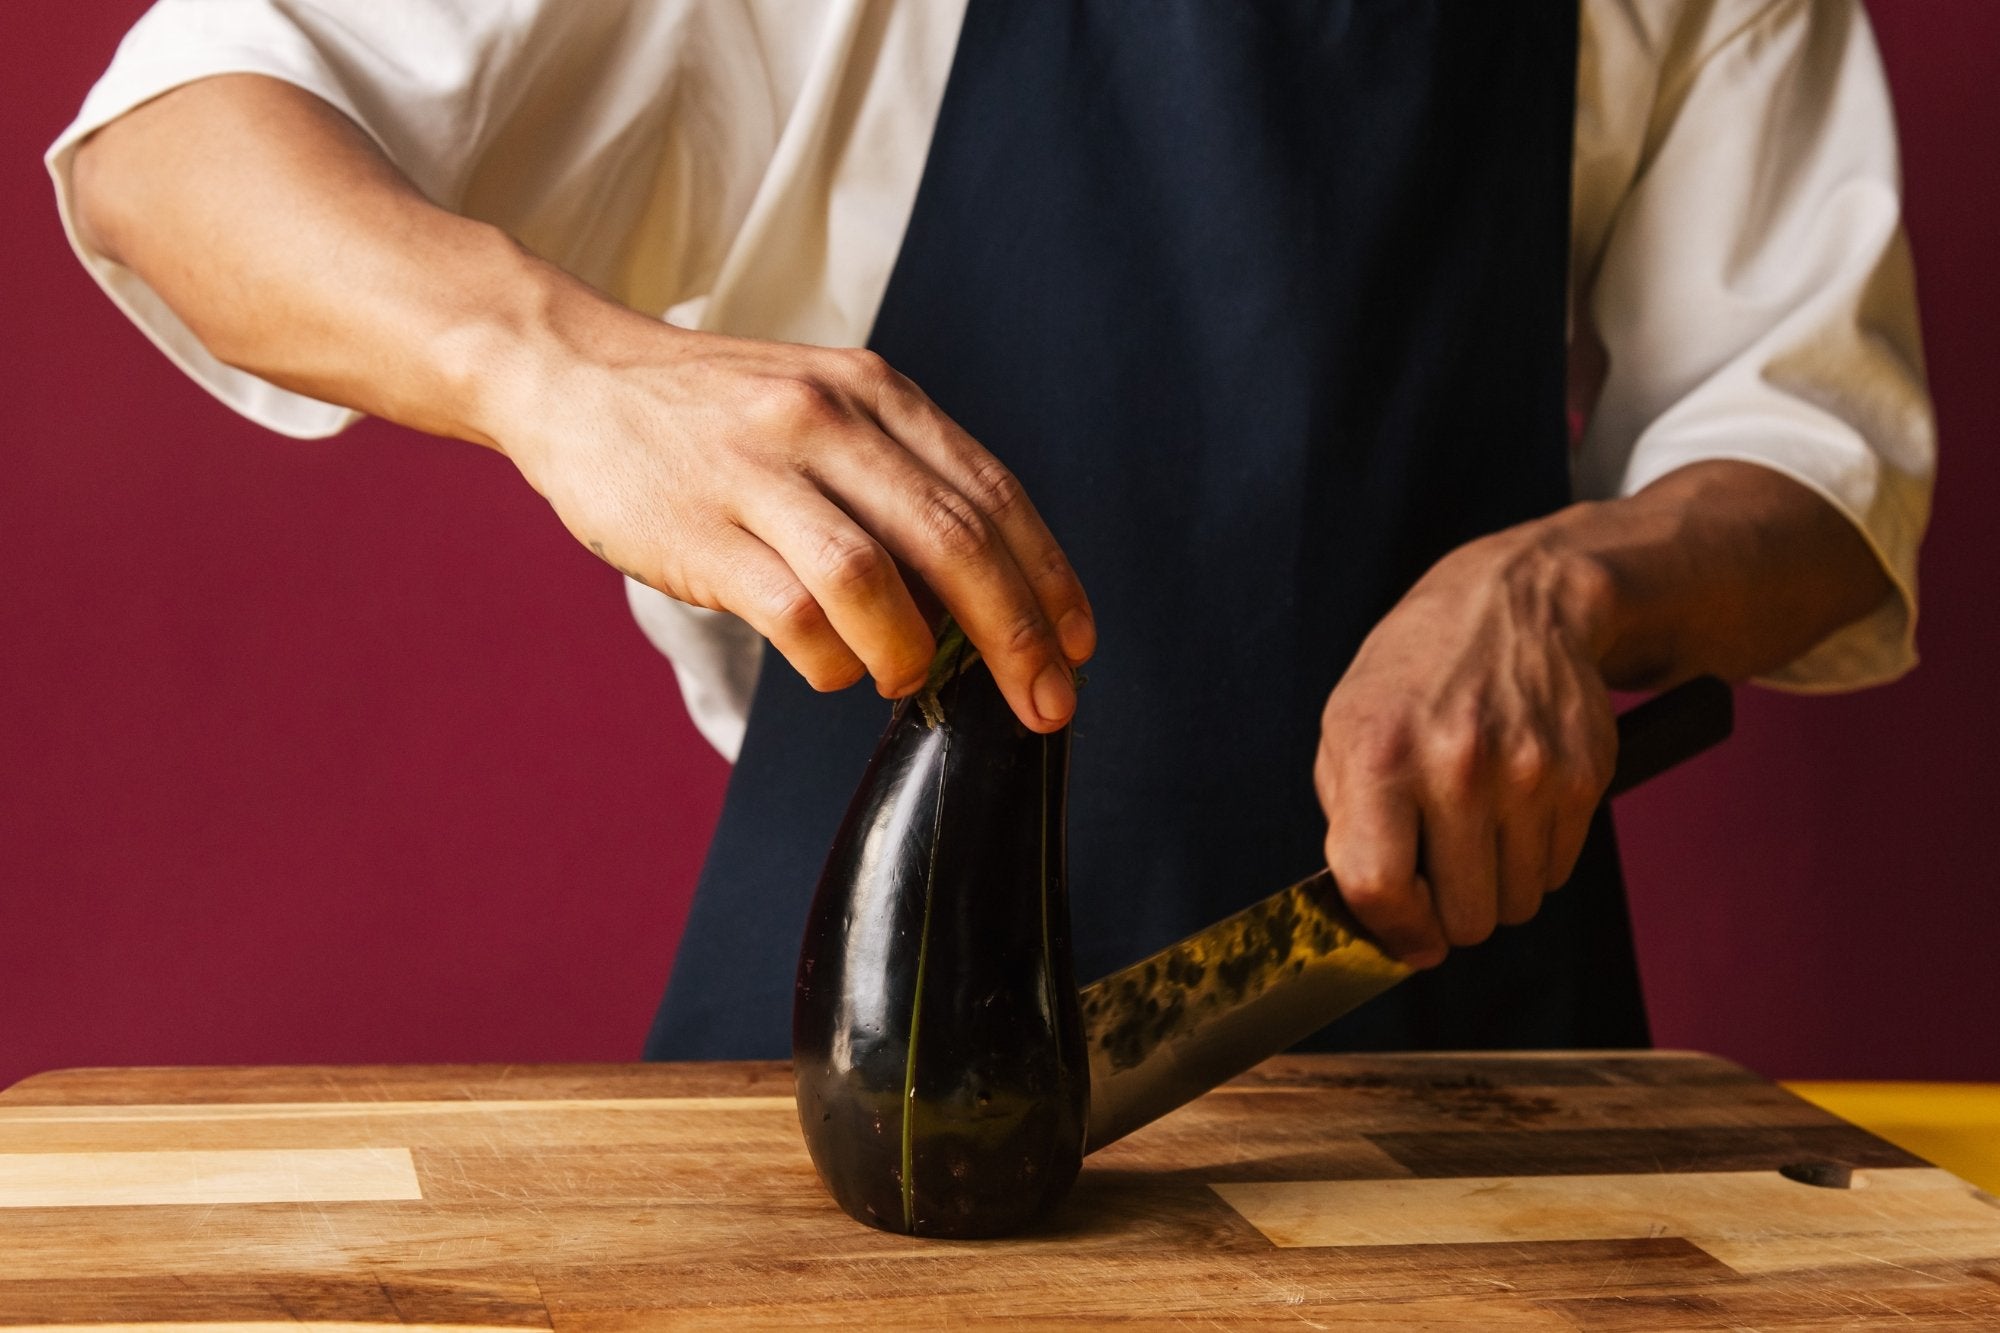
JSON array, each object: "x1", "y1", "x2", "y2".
[
  {"x1": 915, "y1": 620, "x2": 979, "y2": 728},
  {"x1": 900, "y1": 725, "x2": 950, "y2": 1231}
]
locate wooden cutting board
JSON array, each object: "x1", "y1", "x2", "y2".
[{"x1": 3, "y1": 1052, "x2": 1998, "y2": 1329}]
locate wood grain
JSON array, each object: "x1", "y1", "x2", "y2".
[
  {"x1": 2, "y1": 1053, "x2": 1997, "y2": 1329},
  {"x1": 1213, "y1": 1166, "x2": 2000, "y2": 1249},
  {"x1": 0, "y1": 1326, "x2": 533, "y2": 1333},
  {"x1": 0, "y1": 1147, "x2": 420, "y2": 1208}
]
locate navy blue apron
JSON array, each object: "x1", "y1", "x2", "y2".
[{"x1": 648, "y1": 0, "x2": 1649, "y2": 1060}]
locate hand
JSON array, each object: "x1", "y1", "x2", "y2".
[
  {"x1": 1314, "y1": 524, "x2": 1619, "y2": 968},
  {"x1": 67, "y1": 75, "x2": 1088, "y2": 732},
  {"x1": 493, "y1": 311, "x2": 1095, "y2": 732}
]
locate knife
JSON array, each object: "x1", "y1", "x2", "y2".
[{"x1": 1077, "y1": 675, "x2": 1735, "y2": 1150}]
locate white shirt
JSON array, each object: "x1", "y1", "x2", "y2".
[{"x1": 47, "y1": 0, "x2": 1935, "y2": 762}]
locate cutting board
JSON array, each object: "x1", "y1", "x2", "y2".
[{"x1": 3, "y1": 1052, "x2": 1998, "y2": 1328}]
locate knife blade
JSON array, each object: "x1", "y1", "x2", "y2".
[{"x1": 1078, "y1": 675, "x2": 1735, "y2": 1150}]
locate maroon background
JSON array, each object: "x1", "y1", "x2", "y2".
[{"x1": 3, "y1": 3, "x2": 1995, "y2": 1091}]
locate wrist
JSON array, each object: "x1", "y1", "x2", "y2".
[
  {"x1": 1442, "y1": 502, "x2": 1630, "y2": 674},
  {"x1": 424, "y1": 226, "x2": 649, "y2": 476},
  {"x1": 1523, "y1": 496, "x2": 1684, "y2": 688}
]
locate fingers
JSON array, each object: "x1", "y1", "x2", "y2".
[
  {"x1": 1319, "y1": 695, "x2": 1614, "y2": 968},
  {"x1": 1320, "y1": 740, "x2": 1446, "y2": 968},
  {"x1": 543, "y1": 336, "x2": 1094, "y2": 727},
  {"x1": 1332, "y1": 781, "x2": 1511, "y2": 962},
  {"x1": 1547, "y1": 705, "x2": 1617, "y2": 891},
  {"x1": 1423, "y1": 805, "x2": 1500, "y2": 950},
  {"x1": 900, "y1": 456, "x2": 1090, "y2": 729},
  {"x1": 1306, "y1": 524, "x2": 1630, "y2": 970},
  {"x1": 1497, "y1": 817, "x2": 1550, "y2": 927},
  {"x1": 735, "y1": 486, "x2": 937, "y2": 698},
  {"x1": 1496, "y1": 737, "x2": 1555, "y2": 925},
  {"x1": 801, "y1": 362, "x2": 1091, "y2": 731},
  {"x1": 814, "y1": 450, "x2": 1071, "y2": 730},
  {"x1": 707, "y1": 525, "x2": 871, "y2": 692},
  {"x1": 871, "y1": 373, "x2": 1096, "y2": 667}
]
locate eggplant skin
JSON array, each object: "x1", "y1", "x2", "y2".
[{"x1": 792, "y1": 655, "x2": 1088, "y2": 1239}]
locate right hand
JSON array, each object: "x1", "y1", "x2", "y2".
[{"x1": 492, "y1": 313, "x2": 1095, "y2": 732}]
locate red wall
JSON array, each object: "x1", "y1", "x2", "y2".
[
  {"x1": 1613, "y1": 2, "x2": 2000, "y2": 1082},
  {"x1": 3, "y1": 2, "x2": 1995, "y2": 1091}
]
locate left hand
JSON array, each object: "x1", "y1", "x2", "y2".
[
  {"x1": 1314, "y1": 523, "x2": 1619, "y2": 969},
  {"x1": 1317, "y1": 460, "x2": 1898, "y2": 968}
]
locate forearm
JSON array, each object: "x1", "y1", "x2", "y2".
[
  {"x1": 1518, "y1": 460, "x2": 1894, "y2": 690},
  {"x1": 68, "y1": 72, "x2": 1093, "y2": 727},
  {"x1": 70, "y1": 73, "x2": 611, "y2": 450},
  {"x1": 1317, "y1": 457, "x2": 1893, "y2": 964}
]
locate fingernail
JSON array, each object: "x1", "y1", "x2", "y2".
[
  {"x1": 1056, "y1": 609, "x2": 1096, "y2": 665},
  {"x1": 1033, "y1": 663, "x2": 1076, "y2": 725}
]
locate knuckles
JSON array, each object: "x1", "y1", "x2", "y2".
[
  {"x1": 1330, "y1": 712, "x2": 1604, "y2": 811},
  {"x1": 807, "y1": 530, "x2": 888, "y2": 597},
  {"x1": 748, "y1": 374, "x2": 848, "y2": 433},
  {"x1": 913, "y1": 487, "x2": 992, "y2": 561},
  {"x1": 756, "y1": 583, "x2": 864, "y2": 692},
  {"x1": 1502, "y1": 736, "x2": 1552, "y2": 791},
  {"x1": 962, "y1": 457, "x2": 1025, "y2": 521},
  {"x1": 1323, "y1": 841, "x2": 1407, "y2": 913},
  {"x1": 729, "y1": 349, "x2": 913, "y2": 446},
  {"x1": 996, "y1": 609, "x2": 1050, "y2": 660},
  {"x1": 1422, "y1": 719, "x2": 1489, "y2": 797},
  {"x1": 1338, "y1": 717, "x2": 1416, "y2": 783},
  {"x1": 1335, "y1": 871, "x2": 1402, "y2": 910},
  {"x1": 762, "y1": 580, "x2": 834, "y2": 641},
  {"x1": 1034, "y1": 546, "x2": 1081, "y2": 593},
  {"x1": 838, "y1": 347, "x2": 893, "y2": 386}
]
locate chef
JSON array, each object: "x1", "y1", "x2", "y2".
[{"x1": 50, "y1": 1, "x2": 1932, "y2": 1060}]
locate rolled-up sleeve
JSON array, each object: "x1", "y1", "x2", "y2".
[
  {"x1": 1575, "y1": 0, "x2": 1934, "y2": 691},
  {"x1": 45, "y1": 0, "x2": 769, "y2": 440}
]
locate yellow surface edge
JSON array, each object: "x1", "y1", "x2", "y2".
[{"x1": 1784, "y1": 1081, "x2": 2000, "y2": 1194}]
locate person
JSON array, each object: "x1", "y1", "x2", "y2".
[{"x1": 49, "y1": 0, "x2": 1932, "y2": 1060}]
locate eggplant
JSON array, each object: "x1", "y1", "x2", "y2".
[{"x1": 792, "y1": 630, "x2": 1088, "y2": 1238}]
